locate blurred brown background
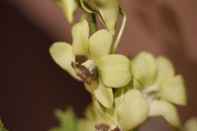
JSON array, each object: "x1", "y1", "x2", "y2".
[{"x1": 2, "y1": 0, "x2": 197, "y2": 131}]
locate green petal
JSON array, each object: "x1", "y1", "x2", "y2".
[
  {"x1": 56, "y1": 0, "x2": 78, "y2": 23},
  {"x1": 94, "y1": 81, "x2": 113, "y2": 108},
  {"x1": 131, "y1": 52, "x2": 157, "y2": 89},
  {"x1": 184, "y1": 118, "x2": 197, "y2": 131},
  {"x1": 89, "y1": 29, "x2": 113, "y2": 59},
  {"x1": 97, "y1": 55, "x2": 132, "y2": 88},
  {"x1": 49, "y1": 42, "x2": 80, "y2": 80},
  {"x1": 79, "y1": 0, "x2": 94, "y2": 13},
  {"x1": 156, "y1": 56, "x2": 175, "y2": 85},
  {"x1": 72, "y1": 19, "x2": 89, "y2": 56},
  {"x1": 79, "y1": 119, "x2": 95, "y2": 131},
  {"x1": 51, "y1": 108, "x2": 78, "y2": 131},
  {"x1": 98, "y1": 0, "x2": 119, "y2": 33},
  {"x1": 99, "y1": 6, "x2": 119, "y2": 33},
  {"x1": 159, "y1": 75, "x2": 187, "y2": 106},
  {"x1": 149, "y1": 100, "x2": 180, "y2": 127},
  {"x1": 117, "y1": 89, "x2": 149, "y2": 130}
]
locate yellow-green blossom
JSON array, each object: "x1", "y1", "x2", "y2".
[
  {"x1": 55, "y1": 0, "x2": 78, "y2": 23},
  {"x1": 114, "y1": 52, "x2": 187, "y2": 130},
  {"x1": 184, "y1": 118, "x2": 197, "y2": 131},
  {"x1": 50, "y1": 19, "x2": 131, "y2": 109},
  {"x1": 80, "y1": 0, "x2": 120, "y2": 33}
]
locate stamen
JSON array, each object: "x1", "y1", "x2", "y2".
[
  {"x1": 75, "y1": 55, "x2": 88, "y2": 65},
  {"x1": 95, "y1": 123, "x2": 110, "y2": 131},
  {"x1": 111, "y1": 127, "x2": 122, "y2": 131}
]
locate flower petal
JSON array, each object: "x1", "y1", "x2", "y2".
[
  {"x1": 79, "y1": 119, "x2": 95, "y2": 131},
  {"x1": 156, "y1": 56, "x2": 175, "y2": 85},
  {"x1": 97, "y1": 55, "x2": 131, "y2": 88},
  {"x1": 99, "y1": 6, "x2": 119, "y2": 33},
  {"x1": 131, "y1": 52, "x2": 157, "y2": 89},
  {"x1": 56, "y1": 0, "x2": 78, "y2": 23},
  {"x1": 49, "y1": 42, "x2": 79, "y2": 80},
  {"x1": 117, "y1": 89, "x2": 149, "y2": 130},
  {"x1": 89, "y1": 29, "x2": 113, "y2": 59},
  {"x1": 159, "y1": 75, "x2": 187, "y2": 106},
  {"x1": 52, "y1": 108, "x2": 78, "y2": 131},
  {"x1": 94, "y1": 81, "x2": 113, "y2": 108},
  {"x1": 184, "y1": 118, "x2": 197, "y2": 131},
  {"x1": 149, "y1": 100, "x2": 180, "y2": 127},
  {"x1": 72, "y1": 19, "x2": 89, "y2": 56}
]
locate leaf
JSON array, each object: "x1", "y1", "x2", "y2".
[
  {"x1": 117, "y1": 89, "x2": 149, "y2": 130},
  {"x1": 94, "y1": 80, "x2": 113, "y2": 108},
  {"x1": 131, "y1": 52, "x2": 157, "y2": 89},
  {"x1": 97, "y1": 54, "x2": 132, "y2": 88},
  {"x1": 49, "y1": 42, "x2": 80, "y2": 80},
  {"x1": 159, "y1": 75, "x2": 187, "y2": 106},
  {"x1": 56, "y1": 0, "x2": 78, "y2": 23},
  {"x1": 72, "y1": 19, "x2": 89, "y2": 56},
  {"x1": 89, "y1": 29, "x2": 113, "y2": 59},
  {"x1": 149, "y1": 100, "x2": 180, "y2": 127}
]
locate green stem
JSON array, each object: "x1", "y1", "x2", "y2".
[
  {"x1": 112, "y1": 9, "x2": 127, "y2": 53},
  {"x1": 89, "y1": 13, "x2": 97, "y2": 34}
]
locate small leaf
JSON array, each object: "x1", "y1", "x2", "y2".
[
  {"x1": 89, "y1": 29, "x2": 113, "y2": 59},
  {"x1": 94, "y1": 80, "x2": 113, "y2": 108},
  {"x1": 56, "y1": 0, "x2": 78, "y2": 23},
  {"x1": 49, "y1": 42, "x2": 80, "y2": 80},
  {"x1": 159, "y1": 75, "x2": 187, "y2": 106},
  {"x1": 131, "y1": 52, "x2": 157, "y2": 89},
  {"x1": 156, "y1": 56, "x2": 175, "y2": 85},
  {"x1": 184, "y1": 118, "x2": 197, "y2": 131},
  {"x1": 117, "y1": 89, "x2": 149, "y2": 130},
  {"x1": 149, "y1": 100, "x2": 180, "y2": 127},
  {"x1": 72, "y1": 19, "x2": 89, "y2": 56},
  {"x1": 97, "y1": 54, "x2": 132, "y2": 88}
]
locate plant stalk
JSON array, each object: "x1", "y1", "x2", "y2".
[{"x1": 112, "y1": 8, "x2": 127, "y2": 53}]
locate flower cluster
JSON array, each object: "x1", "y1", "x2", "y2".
[{"x1": 50, "y1": 0, "x2": 187, "y2": 131}]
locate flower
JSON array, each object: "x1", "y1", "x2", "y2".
[
  {"x1": 49, "y1": 19, "x2": 131, "y2": 108},
  {"x1": 115, "y1": 52, "x2": 187, "y2": 130},
  {"x1": 55, "y1": 0, "x2": 78, "y2": 23},
  {"x1": 82, "y1": 100, "x2": 120, "y2": 131},
  {"x1": 80, "y1": 0, "x2": 120, "y2": 33},
  {"x1": 184, "y1": 118, "x2": 197, "y2": 131}
]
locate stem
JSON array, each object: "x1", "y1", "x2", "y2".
[
  {"x1": 112, "y1": 8, "x2": 127, "y2": 53},
  {"x1": 89, "y1": 13, "x2": 97, "y2": 34}
]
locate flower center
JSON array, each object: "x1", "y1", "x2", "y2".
[
  {"x1": 95, "y1": 123, "x2": 122, "y2": 131},
  {"x1": 142, "y1": 84, "x2": 160, "y2": 103},
  {"x1": 72, "y1": 56, "x2": 98, "y2": 84}
]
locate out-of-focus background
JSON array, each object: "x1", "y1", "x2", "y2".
[{"x1": 2, "y1": 0, "x2": 197, "y2": 131}]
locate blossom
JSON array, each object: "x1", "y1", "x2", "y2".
[
  {"x1": 115, "y1": 52, "x2": 187, "y2": 130},
  {"x1": 55, "y1": 0, "x2": 78, "y2": 23},
  {"x1": 184, "y1": 118, "x2": 197, "y2": 131},
  {"x1": 80, "y1": 0, "x2": 120, "y2": 33},
  {"x1": 50, "y1": 19, "x2": 131, "y2": 109}
]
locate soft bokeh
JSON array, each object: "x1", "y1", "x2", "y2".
[{"x1": 3, "y1": 0, "x2": 197, "y2": 131}]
